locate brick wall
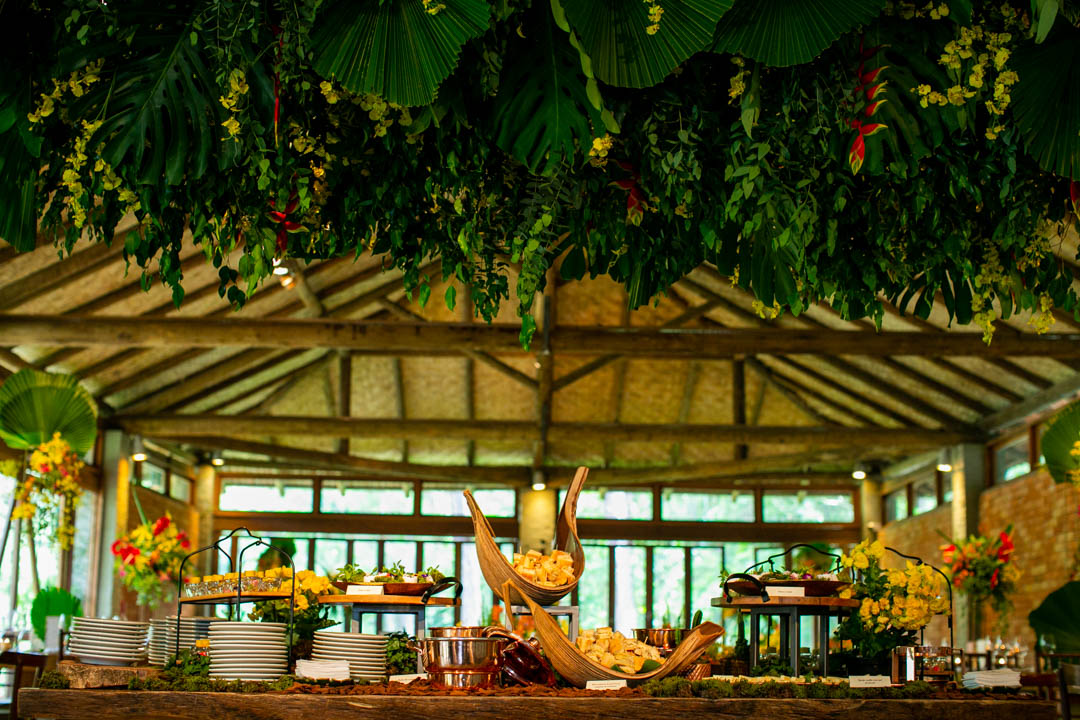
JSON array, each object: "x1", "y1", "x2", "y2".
[
  {"x1": 977, "y1": 468, "x2": 1079, "y2": 648},
  {"x1": 879, "y1": 503, "x2": 953, "y2": 645}
]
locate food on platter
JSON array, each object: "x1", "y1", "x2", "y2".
[
  {"x1": 329, "y1": 561, "x2": 445, "y2": 594},
  {"x1": 723, "y1": 569, "x2": 849, "y2": 598},
  {"x1": 511, "y1": 549, "x2": 575, "y2": 588},
  {"x1": 574, "y1": 627, "x2": 664, "y2": 673}
]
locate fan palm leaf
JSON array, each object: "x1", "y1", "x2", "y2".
[
  {"x1": 1029, "y1": 581, "x2": 1080, "y2": 650},
  {"x1": 712, "y1": 0, "x2": 887, "y2": 67},
  {"x1": 492, "y1": 5, "x2": 603, "y2": 174},
  {"x1": 312, "y1": 0, "x2": 491, "y2": 107},
  {"x1": 0, "y1": 370, "x2": 98, "y2": 455},
  {"x1": 1011, "y1": 24, "x2": 1080, "y2": 180},
  {"x1": 30, "y1": 586, "x2": 82, "y2": 644},
  {"x1": 562, "y1": 0, "x2": 733, "y2": 88},
  {"x1": 1040, "y1": 400, "x2": 1080, "y2": 486}
]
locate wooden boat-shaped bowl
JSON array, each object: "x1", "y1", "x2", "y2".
[
  {"x1": 500, "y1": 579, "x2": 724, "y2": 688},
  {"x1": 465, "y1": 466, "x2": 588, "y2": 606}
]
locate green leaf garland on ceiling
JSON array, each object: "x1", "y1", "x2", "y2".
[
  {"x1": 312, "y1": 0, "x2": 491, "y2": 107},
  {"x1": 0, "y1": 370, "x2": 98, "y2": 455},
  {"x1": 712, "y1": 0, "x2": 888, "y2": 67},
  {"x1": 1011, "y1": 23, "x2": 1080, "y2": 180},
  {"x1": 493, "y1": 6, "x2": 604, "y2": 174},
  {"x1": 563, "y1": 0, "x2": 734, "y2": 88}
]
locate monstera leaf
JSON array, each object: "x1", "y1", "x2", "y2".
[
  {"x1": 30, "y1": 586, "x2": 82, "y2": 644},
  {"x1": 1012, "y1": 24, "x2": 1080, "y2": 180},
  {"x1": 562, "y1": 0, "x2": 733, "y2": 88},
  {"x1": 313, "y1": 0, "x2": 490, "y2": 107},
  {"x1": 71, "y1": 10, "x2": 225, "y2": 189},
  {"x1": 0, "y1": 370, "x2": 98, "y2": 455},
  {"x1": 492, "y1": 7, "x2": 603, "y2": 174},
  {"x1": 1029, "y1": 581, "x2": 1080, "y2": 650},
  {"x1": 713, "y1": 0, "x2": 887, "y2": 67},
  {"x1": 1040, "y1": 400, "x2": 1080, "y2": 486}
]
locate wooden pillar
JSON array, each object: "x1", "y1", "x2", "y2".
[
  {"x1": 194, "y1": 462, "x2": 217, "y2": 576},
  {"x1": 950, "y1": 443, "x2": 985, "y2": 648},
  {"x1": 861, "y1": 475, "x2": 883, "y2": 541},
  {"x1": 733, "y1": 359, "x2": 747, "y2": 460}
]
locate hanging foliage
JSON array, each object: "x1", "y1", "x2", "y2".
[{"x1": 1, "y1": 0, "x2": 1079, "y2": 348}]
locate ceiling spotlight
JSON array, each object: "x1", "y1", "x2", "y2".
[
  {"x1": 131, "y1": 435, "x2": 147, "y2": 463},
  {"x1": 936, "y1": 448, "x2": 952, "y2": 473},
  {"x1": 210, "y1": 450, "x2": 225, "y2": 467},
  {"x1": 852, "y1": 461, "x2": 869, "y2": 481},
  {"x1": 531, "y1": 470, "x2": 546, "y2": 492},
  {"x1": 272, "y1": 258, "x2": 290, "y2": 276}
]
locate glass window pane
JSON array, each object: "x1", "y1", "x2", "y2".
[
  {"x1": 459, "y1": 542, "x2": 488, "y2": 627},
  {"x1": 761, "y1": 492, "x2": 854, "y2": 523},
  {"x1": 383, "y1": 541, "x2": 418, "y2": 572},
  {"x1": 942, "y1": 476, "x2": 953, "y2": 504},
  {"x1": 320, "y1": 481, "x2": 413, "y2": 515},
  {"x1": 614, "y1": 546, "x2": 646, "y2": 633},
  {"x1": 169, "y1": 476, "x2": 191, "y2": 503},
  {"x1": 422, "y1": 542, "x2": 458, "y2": 628},
  {"x1": 69, "y1": 488, "x2": 99, "y2": 610},
  {"x1": 421, "y1": 486, "x2": 515, "y2": 517},
  {"x1": 219, "y1": 479, "x2": 314, "y2": 512},
  {"x1": 662, "y1": 490, "x2": 754, "y2": 522},
  {"x1": 912, "y1": 475, "x2": 937, "y2": 515},
  {"x1": 140, "y1": 463, "x2": 167, "y2": 494},
  {"x1": 884, "y1": 490, "x2": 908, "y2": 524},
  {"x1": 690, "y1": 547, "x2": 724, "y2": 624},
  {"x1": 352, "y1": 540, "x2": 379, "y2": 571},
  {"x1": 994, "y1": 436, "x2": 1031, "y2": 484},
  {"x1": 578, "y1": 545, "x2": 610, "y2": 629},
  {"x1": 314, "y1": 539, "x2": 348, "y2": 578},
  {"x1": 653, "y1": 548, "x2": 685, "y2": 627},
  {"x1": 558, "y1": 489, "x2": 652, "y2": 520}
]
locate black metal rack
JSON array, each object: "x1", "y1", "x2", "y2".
[{"x1": 172, "y1": 527, "x2": 296, "y2": 662}]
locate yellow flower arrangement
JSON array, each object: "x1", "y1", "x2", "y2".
[
  {"x1": 111, "y1": 513, "x2": 192, "y2": 608},
  {"x1": 13, "y1": 432, "x2": 84, "y2": 550}
]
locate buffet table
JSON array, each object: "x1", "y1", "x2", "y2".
[{"x1": 16, "y1": 689, "x2": 1058, "y2": 719}]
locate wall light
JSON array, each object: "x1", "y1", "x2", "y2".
[{"x1": 131, "y1": 435, "x2": 147, "y2": 463}]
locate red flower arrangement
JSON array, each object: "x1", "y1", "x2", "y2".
[
  {"x1": 111, "y1": 512, "x2": 192, "y2": 608},
  {"x1": 941, "y1": 525, "x2": 1020, "y2": 634}
]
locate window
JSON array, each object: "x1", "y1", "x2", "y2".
[
  {"x1": 884, "y1": 488, "x2": 908, "y2": 524},
  {"x1": 139, "y1": 463, "x2": 167, "y2": 494},
  {"x1": 320, "y1": 481, "x2": 412, "y2": 515},
  {"x1": 912, "y1": 473, "x2": 938, "y2": 516},
  {"x1": 421, "y1": 485, "x2": 515, "y2": 517},
  {"x1": 558, "y1": 489, "x2": 652, "y2": 520},
  {"x1": 661, "y1": 490, "x2": 754, "y2": 522},
  {"x1": 993, "y1": 435, "x2": 1031, "y2": 484},
  {"x1": 219, "y1": 478, "x2": 314, "y2": 512},
  {"x1": 169, "y1": 475, "x2": 192, "y2": 503},
  {"x1": 761, "y1": 492, "x2": 854, "y2": 523}
]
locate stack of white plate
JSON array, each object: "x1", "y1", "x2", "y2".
[
  {"x1": 149, "y1": 616, "x2": 222, "y2": 665},
  {"x1": 69, "y1": 618, "x2": 149, "y2": 666},
  {"x1": 208, "y1": 622, "x2": 288, "y2": 681},
  {"x1": 311, "y1": 630, "x2": 388, "y2": 682}
]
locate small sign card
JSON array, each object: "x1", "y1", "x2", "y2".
[
  {"x1": 849, "y1": 675, "x2": 892, "y2": 688},
  {"x1": 389, "y1": 673, "x2": 427, "y2": 683},
  {"x1": 768, "y1": 586, "x2": 806, "y2": 598},
  {"x1": 586, "y1": 680, "x2": 628, "y2": 691},
  {"x1": 347, "y1": 584, "x2": 384, "y2": 595}
]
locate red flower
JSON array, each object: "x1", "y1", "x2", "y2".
[
  {"x1": 111, "y1": 539, "x2": 125, "y2": 556},
  {"x1": 1070, "y1": 181, "x2": 1079, "y2": 216},
  {"x1": 990, "y1": 567, "x2": 1000, "y2": 589},
  {"x1": 180, "y1": 539, "x2": 191, "y2": 550},
  {"x1": 152, "y1": 516, "x2": 171, "y2": 537},
  {"x1": 996, "y1": 532, "x2": 1014, "y2": 562},
  {"x1": 268, "y1": 192, "x2": 303, "y2": 253},
  {"x1": 942, "y1": 544, "x2": 956, "y2": 564}
]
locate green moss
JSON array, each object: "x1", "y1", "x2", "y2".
[
  {"x1": 642, "y1": 679, "x2": 934, "y2": 700},
  {"x1": 38, "y1": 670, "x2": 70, "y2": 689}
]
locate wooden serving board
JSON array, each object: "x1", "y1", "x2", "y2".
[
  {"x1": 713, "y1": 596, "x2": 860, "y2": 608},
  {"x1": 724, "y1": 580, "x2": 850, "y2": 598},
  {"x1": 318, "y1": 594, "x2": 459, "y2": 607},
  {"x1": 56, "y1": 660, "x2": 160, "y2": 689}
]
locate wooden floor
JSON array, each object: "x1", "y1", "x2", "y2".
[{"x1": 17, "y1": 689, "x2": 1058, "y2": 720}]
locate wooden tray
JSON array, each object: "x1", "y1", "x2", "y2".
[
  {"x1": 317, "y1": 594, "x2": 459, "y2": 607},
  {"x1": 724, "y1": 579, "x2": 849, "y2": 598}
]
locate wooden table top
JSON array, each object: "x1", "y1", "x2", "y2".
[
  {"x1": 712, "y1": 596, "x2": 860, "y2": 608},
  {"x1": 318, "y1": 594, "x2": 460, "y2": 607}
]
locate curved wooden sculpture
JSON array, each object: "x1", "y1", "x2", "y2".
[
  {"x1": 499, "y1": 578, "x2": 724, "y2": 688},
  {"x1": 465, "y1": 466, "x2": 588, "y2": 606}
]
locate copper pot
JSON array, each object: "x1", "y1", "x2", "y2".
[
  {"x1": 427, "y1": 669, "x2": 501, "y2": 689},
  {"x1": 428, "y1": 626, "x2": 489, "y2": 638},
  {"x1": 407, "y1": 636, "x2": 507, "y2": 671},
  {"x1": 634, "y1": 628, "x2": 687, "y2": 651}
]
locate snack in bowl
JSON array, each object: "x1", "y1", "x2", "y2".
[
  {"x1": 511, "y1": 549, "x2": 575, "y2": 588},
  {"x1": 574, "y1": 627, "x2": 664, "y2": 673}
]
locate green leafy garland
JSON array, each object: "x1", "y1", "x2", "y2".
[{"x1": 1, "y1": 0, "x2": 1079, "y2": 344}]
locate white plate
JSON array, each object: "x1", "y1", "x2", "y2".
[
  {"x1": 210, "y1": 622, "x2": 286, "y2": 629},
  {"x1": 74, "y1": 618, "x2": 150, "y2": 627},
  {"x1": 209, "y1": 672, "x2": 287, "y2": 679},
  {"x1": 313, "y1": 637, "x2": 388, "y2": 645},
  {"x1": 209, "y1": 641, "x2": 286, "y2": 649},
  {"x1": 210, "y1": 662, "x2": 287, "y2": 670},
  {"x1": 75, "y1": 656, "x2": 144, "y2": 667},
  {"x1": 313, "y1": 644, "x2": 386, "y2": 653},
  {"x1": 208, "y1": 634, "x2": 287, "y2": 643},
  {"x1": 314, "y1": 631, "x2": 386, "y2": 639},
  {"x1": 312, "y1": 649, "x2": 385, "y2": 658},
  {"x1": 72, "y1": 630, "x2": 149, "y2": 640}
]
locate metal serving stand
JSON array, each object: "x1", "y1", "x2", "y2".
[{"x1": 173, "y1": 527, "x2": 296, "y2": 661}]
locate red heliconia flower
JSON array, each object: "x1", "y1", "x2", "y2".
[
  {"x1": 111, "y1": 539, "x2": 125, "y2": 556},
  {"x1": 181, "y1": 538, "x2": 191, "y2": 550},
  {"x1": 152, "y1": 515, "x2": 171, "y2": 537},
  {"x1": 996, "y1": 531, "x2": 1014, "y2": 561},
  {"x1": 268, "y1": 192, "x2": 303, "y2": 253},
  {"x1": 1070, "y1": 180, "x2": 1079, "y2": 216},
  {"x1": 849, "y1": 134, "x2": 866, "y2": 175},
  {"x1": 990, "y1": 567, "x2": 1000, "y2": 589},
  {"x1": 942, "y1": 544, "x2": 957, "y2": 564}
]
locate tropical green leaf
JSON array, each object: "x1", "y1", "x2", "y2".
[
  {"x1": 1011, "y1": 25, "x2": 1080, "y2": 180},
  {"x1": 30, "y1": 586, "x2": 82, "y2": 644},
  {"x1": 73, "y1": 11, "x2": 223, "y2": 189},
  {"x1": 0, "y1": 370, "x2": 98, "y2": 455},
  {"x1": 1040, "y1": 400, "x2": 1080, "y2": 486},
  {"x1": 1029, "y1": 581, "x2": 1080, "y2": 650},
  {"x1": 0, "y1": 75, "x2": 40, "y2": 251},
  {"x1": 492, "y1": 7, "x2": 603, "y2": 174},
  {"x1": 562, "y1": 0, "x2": 733, "y2": 88},
  {"x1": 712, "y1": 0, "x2": 887, "y2": 67},
  {"x1": 312, "y1": 0, "x2": 491, "y2": 107}
]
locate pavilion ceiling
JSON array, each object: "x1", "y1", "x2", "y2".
[{"x1": 2, "y1": 227, "x2": 1080, "y2": 489}]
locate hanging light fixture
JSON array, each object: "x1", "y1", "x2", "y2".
[
  {"x1": 936, "y1": 448, "x2": 953, "y2": 473},
  {"x1": 210, "y1": 450, "x2": 225, "y2": 467},
  {"x1": 130, "y1": 435, "x2": 147, "y2": 463},
  {"x1": 531, "y1": 470, "x2": 546, "y2": 492},
  {"x1": 852, "y1": 461, "x2": 869, "y2": 480}
]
